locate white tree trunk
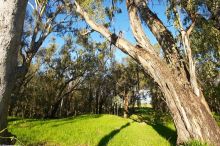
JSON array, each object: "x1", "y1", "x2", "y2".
[{"x1": 0, "y1": 0, "x2": 27, "y2": 144}]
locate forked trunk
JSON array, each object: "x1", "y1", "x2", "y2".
[
  {"x1": 0, "y1": 0, "x2": 27, "y2": 144},
  {"x1": 74, "y1": 2, "x2": 220, "y2": 145}
]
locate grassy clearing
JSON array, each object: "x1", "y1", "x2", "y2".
[{"x1": 8, "y1": 114, "x2": 176, "y2": 146}]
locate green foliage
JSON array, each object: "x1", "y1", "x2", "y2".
[
  {"x1": 76, "y1": 0, "x2": 106, "y2": 24},
  {"x1": 190, "y1": 14, "x2": 220, "y2": 114},
  {"x1": 8, "y1": 114, "x2": 176, "y2": 146},
  {"x1": 166, "y1": 0, "x2": 220, "y2": 115},
  {"x1": 213, "y1": 113, "x2": 220, "y2": 126},
  {"x1": 129, "y1": 107, "x2": 173, "y2": 125},
  {"x1": 11, "y1": 35, "x2": 103, "y2": 118}
]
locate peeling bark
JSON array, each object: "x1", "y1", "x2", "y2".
[
  {"x1": 174, "y1": 9, "x2": 211, "y2": 115},
  {"x1": 132, "y1": 0, "x2": 180, "y2": 65},
  {"x1": 74, "y1": 1, "x2": 220, "y2": 145},
  {"x1": 181, "y1": 30, "x2": 200, "y2": 96},
  {"x1": 126, "y1": 0, "x2": 155, "y2": 54}
]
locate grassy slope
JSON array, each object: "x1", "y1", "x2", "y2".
[{"x1": 8, "y1": 114, "x2": 176, "y2": 146}]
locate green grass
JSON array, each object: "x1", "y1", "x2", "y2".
[
  {"x1": 8, "y1": 114, "x2": 176, "y2": 146},
  {"x1": 213, "y1": 112, "x2": 220, "y2": 126},
  {"x1": 183, "y1": 140, "x2": 209, "y2": 146}
]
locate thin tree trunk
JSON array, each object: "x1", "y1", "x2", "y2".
[
  {"x1": 74, "y1": 2, "x2": 220, "y2": 145},
  {"x1": 116, "y1": 103, "x2": 118, "y2": 116},
  {"x1": 123, "y1": 91, "x2": 129, "y2": 118},
  {"x1": 95, "y1": 89, "x2": 99, "y2": 114},
  {"x1": 49, "y1": 97, "x2": 62, "y2": 118},
  {"x1": 0, "y1": 0, "x2": 27, "y2": 144}
]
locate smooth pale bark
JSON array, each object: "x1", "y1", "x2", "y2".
[
  {"x1": 74, "y1": 1, "x2": 220, "y2": 145},
  {"x1": 0, "y1": 0, "x2": 27, "y2": 144}
]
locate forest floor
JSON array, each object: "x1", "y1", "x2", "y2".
[{"x1": 8, "y1": 108, "x2": 219, "y2": 146}]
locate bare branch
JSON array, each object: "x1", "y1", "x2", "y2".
[
  {"x1": 134, "y1": 0, "x2": 181, "y2": 66},
  {"x1": 175, "y1": 7, "x2": 200, "y2": 96},
  {"x1": 186, "y1": 20, "x2": 195, "y2": 36},
  {"x1": 79, "y1": 29, "x2": 95, "y2": 36}
]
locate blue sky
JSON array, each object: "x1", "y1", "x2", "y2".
[
  {"x1": 102, "y1": 0, "x2": 177, "y2": 62},
  {"x1": 27, "y1": 0, "x2": 177, "y2": 62}
]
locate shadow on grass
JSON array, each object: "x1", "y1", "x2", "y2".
[
  {"x1": 8, "y1": 114, "x2": 103, "y2": 128},
  {"x1": 151, "y1": 124, "x2": 177, "y2": 146},
  {"x1": 8, "y1": 117, "x2": 23, "y2": 122},
  {"x1": 97, "y1": 122, "x2": 130, "y2": 146},
  {"x1": 50, "y1": 114, "x2": 103, "y2": 127},
  {"x1": 130, "y1": 107, "x2": 177, "y2": 145}
]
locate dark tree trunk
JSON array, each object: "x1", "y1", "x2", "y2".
[
  {"x1": 48, "y1": 98, "x2": 61, "y2": 118},
  {"x1": 95, "y1": 88, "x2": 100, "y2": 114},
  {"x1": 99, "y1": 101, "x2": 103, "y2": 114},
  {"x1": 123, "y1": 91, "x2": 129, "y2": 118},
  {"x1": 88, "y1": 83, "x2": 93, "y2": 113}
]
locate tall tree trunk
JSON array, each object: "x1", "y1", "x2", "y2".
[
  {"x1": 88, "y1": 83, "x2": 93, "y2": 113},
  {"x1": 0, "y1": 0, "x2": 27, "y2": 144},
  {"x1": 49, "y1": 98, "x2": 63, "y2": 118},
  {"x1": 95, "y1": 88, "x2": 100, "y2": 114},
  {"x1": 123, "y1": 91, "x2": 129, "y2": 118},
  {"x1": 74, "y1": 2, "x2": 220, "y2": 145}
]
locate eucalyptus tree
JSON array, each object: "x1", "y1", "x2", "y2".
[
  {"x1": 181, "y1": 1, "x2": 220, "y2": 115},
  {"x1": 192, "y1": 22, "x2": 220, "y2": 114},
  {"x1": 112, "y1": 59, "x2": 141, "y2": 118},
  {"x1": 167, "y1": 0, "x2": 220, "y2": 114},
  {"x1": 72, "y1": 0, "x2": 220, "y2": 145},
  {"x1": 10, "y1": 34, "x2": 100, "y2": 118},
  {"x1": 13, "y1": 0, "x2": 108, "y2": 113},
  {"x1": 14, "y1": 0, "x2": 78, "y2": 97},
  {"x1": 0, "y1": 0, "x2": 28, "y2": 144},
  {"x1": 46, "y1": 36, "x2": 102, "y2": 118}
]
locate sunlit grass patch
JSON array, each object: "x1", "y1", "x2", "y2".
[{"x1": 8, "y1": 114, "x2": 176, "y2": 146}]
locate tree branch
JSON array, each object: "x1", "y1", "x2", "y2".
[
  {"x1": 73, "y1": 1, "x2": 179, "y2": 93},
  {"x1": 134, "y1": 0, "x2": 180, "y2": 64},
  {"x1": 125, "y1": 0, "x2": 192, "y2": 85},
  {"x1": 73, "y1": 1, "x2": 157, "y2": 62},
  {"x1": 186, "y1": 20, "x2": 195, "y2": 36},
  {"x1": 175, "y1": 8, "x2": 200, "y2": 96},
  {"x1": 126, "y1": 0, "x2": 156, "y2": 55}
]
